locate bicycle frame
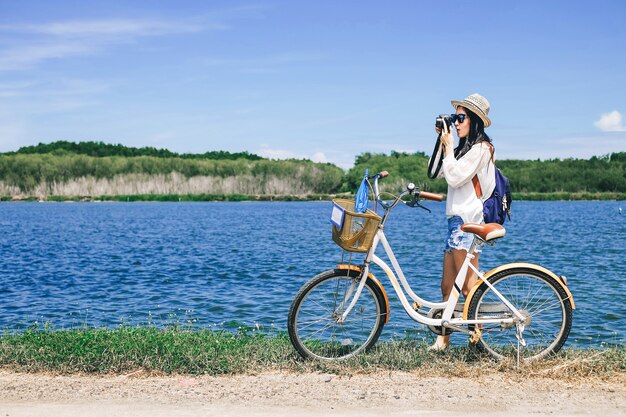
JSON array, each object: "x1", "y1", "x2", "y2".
[
  {"x1": 339, "y1": 229, "x2": 525, "y2": 331},
  {"x1": 338, "y1": 179, "x2": 526, "y2": 334}
]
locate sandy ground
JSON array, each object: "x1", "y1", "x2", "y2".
[{"x1": 0, "y1": 371, "x2": 624, "y2": 417}]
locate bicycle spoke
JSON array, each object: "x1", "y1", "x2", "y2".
[
  {"x1": 288, "y1": 270, "x2": 385, "y2": 360},
  {"x1": 297, "y1": 317, "x2": 334, "y2": 330},
  {"x1": 526, "y1": 298, "x2": 565, "y2": 317},
  {"x1": 469, "y1": 270, "x2": 572, "y2": 362}
]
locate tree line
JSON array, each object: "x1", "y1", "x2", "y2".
[
  {"x1": 0, "y1": 153, "x2": 344, "y2": 195},
  {"x1": 345, "y1": 151, "x2": 626, "y2": 195},
  {"x1": 8, "y1": 140, "x2": 263, "y2": 161},
  {"x1": 0, "y1": 141, "x2": 624, "y2": 196}
]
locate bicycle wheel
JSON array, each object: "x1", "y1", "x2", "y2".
[
  {"x1": 288, "y1": 268, "x2": 387, "y2": 360},
  {"x1": 467, "y1": 267, "x2": 573, "y2": 361}
]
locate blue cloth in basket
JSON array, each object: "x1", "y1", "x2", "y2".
[{"x1": 354, "y1": 169, "x2": 369, "y2": 213}]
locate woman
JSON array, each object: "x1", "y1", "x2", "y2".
[{"x1": 430, "y1": 93, "x2": 496, "y2": 350}]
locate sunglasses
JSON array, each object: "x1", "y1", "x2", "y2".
[{"x1": 450, "y1": 114, "x2": 468, "y2": 124}]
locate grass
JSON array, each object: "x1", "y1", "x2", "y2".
[
  {"x1": 0, "y1": 327, "x2": 623, "y2": 382},
  {"x1": 3, "y1": 193, "x2": 339, "y2": 202}
]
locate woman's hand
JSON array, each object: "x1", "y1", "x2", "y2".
[{"x1": 440, "y1": 122, "x2": 455, "y2": 156}]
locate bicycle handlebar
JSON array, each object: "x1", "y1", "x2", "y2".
[
  {"x1": 370, "y1": 170, "x2": 444, "y2": 211},
  {"x1": 417, "y1": 191, "x2": 444, "y2": 202}
]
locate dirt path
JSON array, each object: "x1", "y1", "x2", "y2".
[{"x1": 0, "y1": 371, "x2": 624, "y2": 417}]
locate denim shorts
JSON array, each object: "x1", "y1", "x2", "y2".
[{"x1": 444, "y1": 215, "x2": 482, "y2": 253}]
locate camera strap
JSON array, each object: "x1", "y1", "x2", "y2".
[{"x1": 427, "y1": 135, "x2": 444, "y2": 179}]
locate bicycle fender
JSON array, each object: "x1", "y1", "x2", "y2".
[
  {"x1": 462, "y1": 262, "x2": 576, "y2": 320},
  {"x1": 336, "y1": 263, "x2": 390, "y2": 324}
]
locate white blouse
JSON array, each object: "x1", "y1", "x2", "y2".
[{"x1": 440, "y1": 142, "x2": 495, "y2": 224}]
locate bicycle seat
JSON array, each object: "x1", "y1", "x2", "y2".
[{"x1": 461, "y1": 223, "x2": 506, "y2": 242}]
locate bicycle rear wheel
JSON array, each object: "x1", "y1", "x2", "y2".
[
  {"x1": 467, "y1": 267, "x2": 573, "y2": 361},
  {"x1": 287, "y1": 268, "x2": 387, "y2": 360}
]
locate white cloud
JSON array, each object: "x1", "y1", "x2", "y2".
[
  {"x1": 0, "y1": 81, "x2": 38, "y2": 98},
  {"x1": 594, "y1": 110, "x2": 626, "y2": 132},
  {"x1": 257, "y1": 147, "x2": 298, "y2": 160},
  {"x1": 0, "y1": 18, "x2": 207, "y2": 38},
  {"x1": 0, "y1": 18, "x2": 211, "y2": 71},
  {"x1": 257, "y1": 147, "x2": 334, "y2": 165},
  {"x1": 0, "y1": 42, "x2": 96, "y2": 71},
  {"x1": 0, "y1": 78, "x2": 109, "y2": 114},
  {"x1": 310, "y1": 152, "x2": 328, "y2": 163}
]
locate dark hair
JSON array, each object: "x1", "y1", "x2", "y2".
[{"x1": 454, "y1": 107, "x2": 492, "y2": 159}]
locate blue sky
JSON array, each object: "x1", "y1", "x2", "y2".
[{"x1": 0, "y1": 0, "x2": 625, "y2": 168}]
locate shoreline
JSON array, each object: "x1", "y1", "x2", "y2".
[
  {"x1": 1, "y1": 191, "x2": 625, "y2": 202},
  {"x1": 1, "y1": 370, "x2": 624, "y2": 417}
]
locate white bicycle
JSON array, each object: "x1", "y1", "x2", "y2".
[{"x1": 287, "y1": 170, "x2": 575, "y2": 362}]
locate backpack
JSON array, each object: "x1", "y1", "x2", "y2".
[{"x1": 472, "y1": 144, "x2": 512, "y2": 224}]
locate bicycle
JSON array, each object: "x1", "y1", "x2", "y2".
[{"x1": 287, "y1": 170, "x2": 575, "y2": 363}]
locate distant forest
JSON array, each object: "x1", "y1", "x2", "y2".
[
  {"x1": 11, "y1": 140, "x2": 263, "y2": 161},
  {"x1": 0, "y1": 141, "x2": 343, "y2": 197},
  {"x1": 345, "y1": 150, "x2": 626, "y2": 195},
  {"x1": 0, "y1": 141, "x2": 624, "y2": 199}
]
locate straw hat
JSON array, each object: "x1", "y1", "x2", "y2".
[{"x1": 451, "y1": 93, "x2": 491, "y2": 128}]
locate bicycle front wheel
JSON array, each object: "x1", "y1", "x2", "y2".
[
  {"x1": 287, "y1": 268, "x2": 387, "y2": 360},
  {"x1": 467, "y1": 267, "x2": 573, "y2": 361}
]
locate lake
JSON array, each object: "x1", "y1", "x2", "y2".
[{"x1": 0, "y1": 200, "x2": 624, "y2": 348}]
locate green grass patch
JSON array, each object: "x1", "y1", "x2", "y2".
[
  {"x1": 0, "y1": 327, "x2": 623, "y2": 381},
  {"x1": 0, "y1": 327, "x2": 292, "y2": 375},
  {"x1": 3, "y1": 194, "x2": 340, "y2": 202}
]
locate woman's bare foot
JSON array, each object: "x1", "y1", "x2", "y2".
[{"x1": 428, "y1": 335, "x2": 449, "y2": 351}]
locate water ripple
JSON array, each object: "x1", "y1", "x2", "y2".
[{"x1": 0, "y1": 201, "x2": 624, "y2": 347}]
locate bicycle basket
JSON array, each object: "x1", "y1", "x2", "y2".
[{"x1": 331, "y1": 199, "x2": 381, "y2": 253}]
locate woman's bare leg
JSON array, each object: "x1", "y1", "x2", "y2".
[
  {"x1": 453, "y1": 249, "x2": 479, "y2": 298},
  {"x1": 431, "y1": 251, "x2": 457, "y2": 350},
  {"x1": 431, "y1": 248, "x2": 479, "y2": 350}
]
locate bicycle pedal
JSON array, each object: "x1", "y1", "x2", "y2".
[{"x1": 469, "y1": 328, "x2": 482, "y2": 345}]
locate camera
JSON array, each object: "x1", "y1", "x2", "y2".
[{"x1": 435, "y1": 114, "x2": 452, "y2": 130}]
